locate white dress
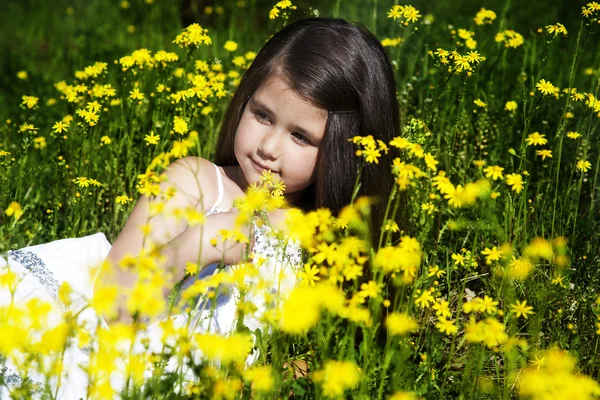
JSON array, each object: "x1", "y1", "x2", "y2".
[{"x1": 0, "y1": 163, "x2": 303, "y2": 399}]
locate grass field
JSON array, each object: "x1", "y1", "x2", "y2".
[{"x1": 1, "y1": 0, "x2": 600, "y2": 398}]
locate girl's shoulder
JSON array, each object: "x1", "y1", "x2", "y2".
[{"x1": 165, "y1": 156, "x2": 222, "y2": 212}]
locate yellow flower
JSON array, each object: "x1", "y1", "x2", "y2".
[
  {"x1": 510, "y1": 300, "x2": 534, "y2": 319},
  {"x1": 451, "y1": 252, "x2": 465, "y2": 266},
  {"x1": 52, "y1": 120, "x2": 69, "y2": 134},
  {"x1": 481, "y1": 246, "x2": 503, "y2": 264},
  {"x1": 129, "y1": 88, "x2": 144, "y2": 100},
  {"x1": 33, "y1": 137, "x2": 47, "y2": 149},
  {"x1": 576, "y1": 160, "x2": 592, "y2": 172},
  {"x1": 474, "y1": 7, "x2": 496, "y2": 25},
  {"x1": 100, "y1": 135, "x2": 112, "y2": 145},
  {"x1": 386, "y1": 312, "x2": 418, "y2": 335},
  {"x1": 566, "y1": 131, "x2": 581, "y2": 139},
  {"x1": 545, "y1": 22, "x2": 568, "y2": 37},
  {"x1": 505, "y1": 173, "x2": 524, "y2": 193},
  {"x1": 525, "y1": 132, "x2": 548, "y2": 146},
  {"x1": 299, "y1": 264, "x2": 320, "y2": 287},
  {"x1": 414, "y1": 289, "x2": 435, "y2": 309},
  {"x1": 21, "y1": 95, "x2": 39, "y2": 109},
  {"x1": 5, "y1": 201, "x2": 24, "y2": 220},
  {"x1": 244, "y1": 365, "x2": 274, "y2": 393},
  {"x1": 185, "y1": 262, "x2": 199, "y2": 275},
  {"x1": 402, "y1": 5, "x2": 422, "y2": 23},
  {"x1": 483, "y1": 165, "x2": 504, "y2": 180},
  {"x1": 144, "y1": 131, "x2": 160, "y2": 145},
  {"x1": 506, "y1": 257, "x2": 534, "y2": 280},
  {"x1": 536, "y1": 79, "x2": 556, "y2": 95},
  {"x1": 389, "y1": 392, "x2": 419, "y2": 400},
  {"x1": 519, "y1": 349, "x2": 600, "y2": 399},
  {"x1": 387, "y1": 5, "x2": 403, "y2": 19},
  {"x1": 313, "y1": 360, "x2": 360, "y2": 398},
  {"x1": 115, "y1": 195, "x2": 133, "y2": 205},
  {"x1": 436, "y1": 318, "x2": 458, "y2": 335},
  {"x1": 524, "y1": 237, "x2": 553, "y2": 260},
  {"x1": 505, "y1": 100, "x2": 518, "y2": 111},
  {"x1": 465, "y1": 317, "x2": 508, "y2": 348},
  {"x1": 358, "y1": 280, "x2": 382, "y2": 299},
  {"x1": 474, "y1": 98, "x2": 487, "y2": 108},
  {"x1": 17, "y1": 70, "x2": 28, "y2": 80},
  {"x1": 173, "y1": 115, "x2": 189, "y2": 135},
  {"x1": 480, "y1": 295, "x2": 499, "y2": 314},
  {"x1": 551, "y1": 275, "x2": 565, "y2": 287},
  {"x1": 223, "y1": 40, "x2": 238, "y2": 52},
  {"x1": 173, "y1": 23, "x2": 212, "y2": 48},
  {"x1": 195, "y1": 332, "x2": 253, "y2": 364},
  {"x1": 536, "y1": 149, "x2": 552, "y2": 160}
]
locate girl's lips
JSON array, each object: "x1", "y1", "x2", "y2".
[{"x1": 251, "y1": 158, "x2": 275, "y2": 172}]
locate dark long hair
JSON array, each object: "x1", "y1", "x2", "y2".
[{"x1": 215, "y1": 18, "x2": 400, "y2": 245}]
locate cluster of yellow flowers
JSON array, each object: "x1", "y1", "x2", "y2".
[
  {"x1": 172, "y1": 23, "x2": 212, "y2": 49},
  {"x1": 429, "y1": 48, "x2": 485, "y2": 73},
  {"x1": 387, "y1": 4, "x2": 422, "y2": 26},
  {"x1": 494, "y1": 29, "x2": 525, "y2": 48},
  {"x1": 119, "y1": 48, "x2": 179, "y2": 72},
  {"x1": 473, "y1": 7, "x2": 496, "y2": 25},
  {"x1": 582, "y1": 1, "x2": 600, "y2": 20},
  {"x1": 545, "y1": 22, "x2": 568, "y2": 37},
  {"x1": 268, "y1": 0, "x2": 296, "y2": 20},
  {"x1": 519, "y1": 349, "x2": 600, "y2": 399}
]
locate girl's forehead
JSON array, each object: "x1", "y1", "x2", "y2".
[{"x1": 252, "y1": 74, "x2": 324, "y2": 116}]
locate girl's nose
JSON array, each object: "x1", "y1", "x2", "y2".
[{"x1": 258, "y1": 130, "x2": 280, "y2": 159}]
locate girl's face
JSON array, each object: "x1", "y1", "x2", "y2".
[{"x1": 234, "y1": 74, "x2": 328, "y2": 204}]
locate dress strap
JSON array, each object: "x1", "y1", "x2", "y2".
[{"x1": 210, "y1": 163, "x2": 224, "y2": 211}]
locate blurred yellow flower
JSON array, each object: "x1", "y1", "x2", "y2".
[
  {"x1": 536, "y1": 149, "x2": 552, "y2": 160},
  {"x1": 5, "y1": 201, "x2": 24, "y2": 220},
  {"x1": 313, "y1": 360, "x2": 360, "y2": 398},
  {"x1": 115, "y1": 195, "x2": 133, "y2": 205},
  {"x1": 566, "y1": 131, "x2": 581, "y2": 139},
  {"x1": 474, "y1": 98, "x2": 487, "y2": 108},
  {"x1": 519, "y1": 349, "x2": 600, "y2": 399},
  {"x1": 505, "y1": 100, "x2": 518, "y2": 111},
  {"x1": 244, "y1": 365, "x2": 274, "y2": 392},
  {"x1": 223, "y1": 40, "x2": 238, "y2": 52},
  {"x1": 21, "y1": 95, "x2": 39, "y2": 109},
  {"x1": 474, "y1": 7, "x2": 496, "y2": 25},
  {"x1": 386, "y1": 312, "x2": 418, "y2": 335},
  {"x1": 436, "y1": 318, "x2": 458, "y2": 335}
]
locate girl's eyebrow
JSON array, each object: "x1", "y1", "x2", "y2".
[{"x1": 249, "y1": 97, "x2": 319, "y2": 142}]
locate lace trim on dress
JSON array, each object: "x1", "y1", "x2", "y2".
[
  {"x1": 6, "y1": 249, "x2": 95, "y2": 356},
  {"x1": 7, "y1": 250, "x2": 67, "y2": 313}
]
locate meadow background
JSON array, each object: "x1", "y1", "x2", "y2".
[{"x1": 1, "y1": 0, "x2": 600, "y2": 398}]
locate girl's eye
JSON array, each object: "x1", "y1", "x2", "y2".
[
  {"x1": 292, "y1": 132, "x2": 310, "y2": 146},
  {"x1": 254, "y1": 111, "x2": 269, "y2": 122}
]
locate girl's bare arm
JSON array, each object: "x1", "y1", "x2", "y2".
[{"x1": 96, "y1": 156, "x2": 217, "y2": 323}]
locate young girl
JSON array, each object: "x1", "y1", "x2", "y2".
[{"x1": 1, "y1": 17, "x2": 399, "y2": 398}]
